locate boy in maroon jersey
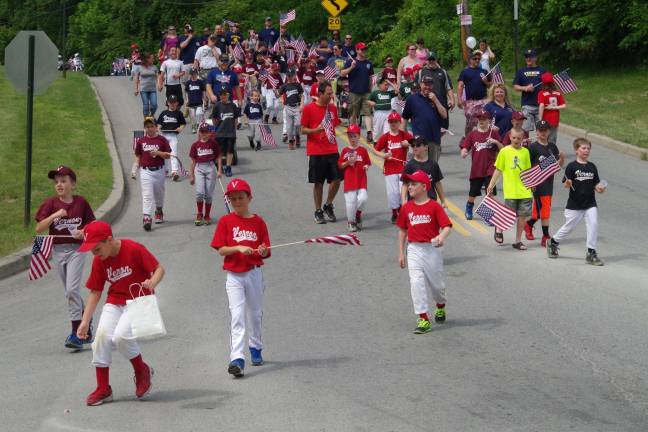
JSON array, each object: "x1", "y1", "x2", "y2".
[{"x1": 189, "y1": 124, "x2": 222, "y2": 225}]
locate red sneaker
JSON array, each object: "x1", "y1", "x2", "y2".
[
  {"x1": 540, "y1": 235, "x2": 550, "y2": 248},
  {"x1": 524, "y1": 223, "x2": 535, "y2": 241},
  {"x1": 86, "y1": 386, "x2": 113, "y2": 406},
  {"x1": 134, "y1": 364, "x2": 153, "y2": 399}
]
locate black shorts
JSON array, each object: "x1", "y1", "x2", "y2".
[
  {"x1": 469, "y1": 177, "x2": 496, "y2": 197},
  {"x1": 218, "y1": 137, "x2": 236, "y2": 154},
  {"x1": 308, "y1": 153, "x2": 342, "y2": 184}
]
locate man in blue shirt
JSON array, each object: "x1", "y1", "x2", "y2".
[
  {"x1": 258, "y1": 17, "x2": 279, "y2": 47},
  {"x1": 340, "y1": 42, "x2": 375, "y2": 142},
  {"x1": 341, "y1": 34, "x2": 356, "y2": 59},
  {"x1": 402, "y1": 76, "x2": 448, "y2": 162},
  {"x1": 206, "y1": 55, "x2": 240, "y2": 106},
  {"x1": 179, "y1": 24, "x2": 203, "y2": 112},
  {"x1": 513, "y1": 49, "x2": 545, "y2": 131},
  {"x1": 457, "y1": 49, "x2": 491, "y2": 138}
]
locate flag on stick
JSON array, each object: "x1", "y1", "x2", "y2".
[
  {"x1": 290, "y1": 35, "x2": 307, "y2": 54},
  {"x1": 520, "y1": 154, "x2": 561, "y2": 188},
  {"x1": 218, "y1": 177, "x2": 232, "y2": 213},
  {"x1": 490, "y1": 63, "x2": 504, "y2": 85},
  {"x1": 259, "y1": 124, "x2": 278, "y2": 148},
  {"x1": 233, "y1": 43, "x2": 245, "y2": 61},
  {"x1": 305, "y1": 234, "x2": 362, "y2": 245},
  {"x1": 475, "y1": 195, "x2": 517, "y2": 231},
  {"x1": 271, "y1": 38, "x2": 281, "y2": 53},
  {"x1": 554, "y1": 70, "x2": 578, "y2": 93},
  {"x1": 29, "y1": 235, "x2": 54, "y2": 281},
  {"x1": 286, "y1": 48, "x2": 295, "y2": 64},
  {"x1": 370, "y1": 74, "x2": 378, "y2": 88},
  {"x1": 172, "y1": 156, "x2": 190, "y2": 178},
  {"x1": 223, "y1": 19, "x2": 237, "y2": 28},
  {"x1": 320, "y1": 108, "x2": 336, "y2": 143},
  {"x1": 308, "y1": 46, "x2": 318, "y2": 59},
  {"x1": 323, "y1": 65, "x2": 339, "y2": 80},
  {"x1": 279, "y1": 9, "x2": 296, "y2": 26}
]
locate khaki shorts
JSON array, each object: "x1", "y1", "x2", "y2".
[
  {"x1": 349, "y1": 92, "x2": 371, "y2": 119},
  {"x1": 505, "y1": 198, "x2": 533, "y2": 217}
]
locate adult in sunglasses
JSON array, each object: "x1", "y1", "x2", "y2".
[
  {"x1": 457, "y1": 49, "x2": 491, "y2": 138},
  {"x1": 397, "y1": 43, "x2": 423, "y2": 86},
  {"x1": 341, "y1": 34, "x2": 356, "y2": 59}
]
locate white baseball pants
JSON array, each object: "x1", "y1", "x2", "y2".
[
  {"x1": 384, "y1": 174, "x2": 402, "y2": 210},
  {"x1": 303, "y1": 85, "x2": 312, "y2": 105},
  {"x1": 407, "y1": 243, "x2": 446, "y2": 314},
  {"x1": 194, "y1": 162, "x2": 216, "y2": 204},
  {"x1": 552, "y1": 207, "x2": 598, "y2": 250},
  {"x1": 225, "y1": 268, "x2": 265, "y2": 362},
  {"x1": 188, "y1": 106, "x2": 204, "y2": 129},
  {"x1": 283, "y1": 105, "x2": 301, "y2": 140},
  {"x1": 263, "y1": 88, "x2": 280, "y2": 120},
  {"x1": 53, "y1": 243, "x2": 85, "y2": 321},
  {"x1": 92, "y1": 303, "x2": 140, "y2": 367},
  {"x1": 344, "y1": 189, "x2": 368, "y2": 223},
  {"x1": 373, "y1": 110, "x2": 390, "y2": 140},
  {"x1": 247, "y1": 119, "x2": 261, "y2": 140},
  {"x1": 140, "y1": 167, "x2": 165, "y2": 216},
  {"x1": 161, "y1": 132, "x2": 179, "y2": 173}
]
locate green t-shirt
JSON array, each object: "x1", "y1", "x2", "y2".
[
  {"x1": 399, "y1": 82, "x2": 414, "y2": 100},
  {"x1": 369, "y1": 89, "x2": 396, "y2": 111},
  {"x1": 494, "y1": 145, "x2": 533, "y2": 199}
]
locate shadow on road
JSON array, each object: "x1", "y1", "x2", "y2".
[{"x1": 246, "y1": 355, "x2": 352, "y2": 377}]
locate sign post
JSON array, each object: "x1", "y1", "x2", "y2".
[{"x1": 25, "y1": 35, "x2": 35, "y2": 227}]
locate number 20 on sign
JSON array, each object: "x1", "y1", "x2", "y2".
[{"x1": 328, "y1": 16, "x2": 341, "y2": 30}]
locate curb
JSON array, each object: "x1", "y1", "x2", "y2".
[
  {"x1": 0, "y1": 77, "x2": 126, "y2": 280},
  {"x1": 560, "y1": 123, "x2": 647, "y2": 161}
]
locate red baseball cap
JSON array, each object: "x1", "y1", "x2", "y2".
[
  {"x1": 388, "y1": 112, "x2": 402, "y2": 122},
  {"x1": 475, "y1": 110, "x2": 492, "y2": 119},
  {"x1": 225, "y1": 178, "x2": 252, "y2": 197},
  {"x1": 511, "y1": 111, "x2": 527, "y2": 120},
  {"x1": 78, "y1": 221, "x2": 113, "y2": 252},
  {"x1": 355, "y1": 42, "x2": 367, "y2": 50},
  {"x1": 48, "y1": 165, "x2": 77, "y2": 181},
  {"x1": 541, "y1": 72, "x2": 554, "y2": 84},
  {"x1": 347, "y1": 124, "x2": 361, "y2": 134},
  {"x1": 401, "y1": 170, "x2": 431, "y2": 191}
]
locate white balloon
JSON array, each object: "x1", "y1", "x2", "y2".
[{"x1": 466, "y1": 36, "x2": 477, "y2": 49}]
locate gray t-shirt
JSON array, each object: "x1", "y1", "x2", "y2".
[
  {"x1": 160, "y1": 59, "x2": 184, "y2": 86},
  {"x1": 137, "y1": 65, "x2": 158, "y2": 92}
]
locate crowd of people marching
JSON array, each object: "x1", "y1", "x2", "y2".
[{"x1": 33, "y1": 14, "x2": 607, "y2": 406}]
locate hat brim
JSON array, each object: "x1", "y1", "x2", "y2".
[
  {"x1": 400, "y1": 173, "x2": 431, "y2": 190},
  {"x1": 78, "y1": 241, "x2": 99, "y2": 253},
  {"x1": 48, "y1": 170, "x2": 76, "y2": 181}
]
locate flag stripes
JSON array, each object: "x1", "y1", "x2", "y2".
[
  {"x1": 554, "y1": 70, "x2": 578, "y2": 93},
  {"x1": 259, "y1": 124, "x2": 278, "y2": 148},
  {"x1": 475, "y1": 196, "x2": 517, "y2": 231},
  {"x1": 305, "y1": 234, "x2": 362, "y2": 246},
  {"x1": 279, "y1": 9, "x2": 296, "y2": 26},
  {"x1": 29, "y1": 235, "x2": 54, "y2": 281},
  {"x1": 520, "y1": 154, "x2": 561, "y2": 188}
]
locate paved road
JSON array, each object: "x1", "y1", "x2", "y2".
[{"x1": 1, "y1": 76, "x2": 647, "y2": 432}]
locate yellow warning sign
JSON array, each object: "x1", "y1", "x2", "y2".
[
  {"x1": 328, "y1": 16, "x2": 341, "y2": 30},
  {"x1": 321, "y1": 0, "x2": 348, "y2": 18}
]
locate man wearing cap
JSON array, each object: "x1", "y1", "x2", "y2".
[
  {"x1": 258, "y1": 17, "x2": 279, "y2": 47},
  {"x1": 457, "y1": 49, "x2": 491, "y2": 138},
  {"x1": 513, "y1": 49, "x2": 545, "y2": 131},
  {"x1": 415, "y1": 52, "x2": 455, "y2": 132},
  {"x1": 206, "y1": 55, "x2": 241, "y2": 106},
  {"x1": 340, "y1": 42, "x2": 375, "y2": 142},
  {"x1": 402, "y1": 76, "x2": 448, "y2": 162},
  {"x1": 158, "y1": 47, "x2": 185, "y2": 107},
  {"x1": 194, "y1": 35, "x2": 222, "y2": 81}
]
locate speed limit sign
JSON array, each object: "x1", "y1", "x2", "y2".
[{"x1": 328, "y1": 16, "x2": 341, "y2": 30}]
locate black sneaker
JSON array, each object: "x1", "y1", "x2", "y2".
[
  {"x1": 322, "y1": 203, "x2": 337, "y2": 222},
  {"x1": 586, "y1": 250, "x2": 604, "y2": 266},
  {"x1": 314, "y1": 209, "x2": 326, "y2": 224},
  {"x1": 248, "y1": 137, "x2": 255, "y2": 149},
  {"x1": 366, "y1": 131, "x2": 373, "y2": 144},
  {"x1": 546, "y1": 239, "x2": 559, "y2": 258},
  {"x1": 282, "y1": 133, "x2": 288, "y2": 143},
  {"x1": 143, "y1": 216, "x2": 152, "y2": 231},
  {"x1": 255, "y1": 141, "x2": 262, "y2": 151}
]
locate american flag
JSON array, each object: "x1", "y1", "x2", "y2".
[
  {"x1": 172, "y1": 156, "x2": 190, "y2": 178},
  {"x1": 271, "y1": 38, "x2": 281, "y2": 53},
  {"x1": 232, "y1": 42, "x2": 245, "y2": 61},
  {"x1": 289, "y1": 36, "x2": 307, "y2": 54},
  {"x1": 491, "y1": 63, "x2": 504, "y2": 85},
  {"x1": 286, "y1": 48, "x2": 295, "y2": 64},
  {"x1": 305, "y1": 234, "x2": 361, "y2": 246},
  {"x1": 133, "y1": 130, "x2": 144, "y2": 151},
  {"x1": 223, "y1": 19, "x2": 236, "y2": 28},
  {"x1": 475, "y1": 195, "x2": 518, "y2": 231},
  {"x1": 266, "y1": 72, "x2": 279, "y2": 88},
  {"x1": 258, "y1": 69, "x2": 268, "y2": 84},
  {"x1": 258, "y1": 124, "x2": 278, "y2": 148},
  {"x1": 320, "y1": 108, "x2": 336, "y2": 143},
  {"x1": 370, "y1": 74, "x2": 378, "y2": 88},
  {"x1": 279, "y1": 9, "x2": 296, "y2": 26},
  {"x1": 29, "y1": 235, "x2": 54, "y2": 281},
  {"x1": 520, "y1": 154, "x2": 561, "y2": 188},
  {"x1": 323, "y1": 65, "x2": 339, "y2": 80},
  {"x1": 395, "y1": 98, "x2": 406, "y2": 112},
  {"x1": 308, "y1": 46, "x2": 318, "y2": 59},
  {"x1": 554, "y1": 70, "x2": 578, "y2": 94}
]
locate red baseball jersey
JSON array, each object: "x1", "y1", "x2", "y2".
[
  {"x1": 460, "y1": 129, "x2": 502, "y2": 179},
  {"x1": 338, "y1": 146, "x2": 371, "y2": 192},
  {"x1": 396, "y1": 199, "x2": 452, "y2": 243},
  {"x1": 301, "y1": 102, "x2": 339, "y2": 156},
  {"x1": 381, "y1": 67, "x2": 397, "y2": 84},
  {"x1": 537, "y1": 90, "x2": 565, "y2": 126},
  {"x1": 265, "y1": 72, "x2": 283, "y2": 89},
  {"x1": 502, "y1": 129, "x2": 530, "y2": 146},
  {"x1": 189, "y1": 138, "x2": 221, "y2": 163},
  {"x1": 374, "y1": 130, "x2": 413, "y2": 175},
  {"x1": 300, "y1": 68, "x2": 316, "y2": 86},
  {"x1": 211, "y1": 213, "x2": 271, "y2": 273},
  {"x1": 86, "y1": 239, "x2": 159, "y2": 305},
  {"x1": 135, "y1": 135, "x2": 171, "y2": 168},
  {"x1": 243, "y1": 63, "x2": 258, "y2": 75},
  {"x1": 35, "y1": 196, "x2": 95, "y2": 245}
]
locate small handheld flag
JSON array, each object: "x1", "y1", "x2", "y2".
[
  {"x1": 520, "y1": 154, "x2": 561, "y2": 188},
  {"x1": 491, "y1": 63, "x2": 504, "y2": 85},
  {"x1": 323, "y1": 65, "x2": 339, "y2": 80},
  {"x1": 475, "y1": 196, "x2": 517, "y2": 231},
  {"x1": 171, "y1": 156, "x2": 190, "y2": 178},
  {"x1": 321, "y1": 108, "x2": 336, "y2": 143},
  {"x1": 554, "y1": 70, "x2": 578, "y2": 94},
  {"x1": 29, "y1": 235, "x2": 54, "y2": 281},
  {"x1": 263, "y1": 234, "x2": 362, "y2": 251},
  {"x1": 258, "y1": 124, "x2": 278, "y2": 148},
  {"x1": 233, "y1": 43, "x2": 245, "y2": 61},
  {"x1": 218, "y1": 177, "x2": 232, "y2": 213},
  {"x1": 279, "y1": 9, "x2": 296, "y2": 26}
]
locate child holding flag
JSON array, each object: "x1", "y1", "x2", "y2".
[
  {"x1": 397, "y1": 170, "x2": 452, "y2": 334},
  {"x1": 189, "y1": 124, "x2": 222, "y2": 226},
  {"x1": 243, "y1": 90, "x2": 264, "y2": 151},
  {"x1": 211, "y1": 178, "x2": 271, "y2": 377},
  {"x1": 338, "y1": 124, "x2": 371, "y2": 232},
  {"x1": 538, "y1": 72, "x2": 567, "y2": 145}
]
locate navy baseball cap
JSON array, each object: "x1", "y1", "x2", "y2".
[
  {"x1": 524, "y1": 48, "x2": 538, "y2": 57},
  {"x1": 536, "y1": 120, "x2": 551, "y2": 130},
  {"x1": 167, "y1": 94, "x2": 179, "y2": 103}
]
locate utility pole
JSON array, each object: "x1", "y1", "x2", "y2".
[
  {"x1": 61, "y1": 0, "x2": 67, "y2": 78},
  {"x1": 459, "y1": 0, "x2": 471, "y2": 65},
  {"x1": 514, "y1": 0, "x2": 519, "y2": 71}
]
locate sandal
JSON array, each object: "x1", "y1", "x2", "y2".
[
  {"x1": 494, "y1": 229, "x2": 504, "y2": 244},
  {"x1": 512, "y1": 242, "x2": 527, "y2": 251}
]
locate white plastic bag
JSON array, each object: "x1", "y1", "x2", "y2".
[{"x1": 125, "y1": 284, "x2": 167, "y2": 340}]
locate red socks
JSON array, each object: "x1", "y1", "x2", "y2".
[
  {"x1": 205, "y1": 203, "x2": 212, "y2": 217},
  {"x1": 130, "y1": 354, "x2": 146, "y2": 374},
  {"x1": 196, "y1": 201, "x2": 204, "y2": 215},
  {"x1": 96, "y1": 367, "x2": 109, "y2": 390},
  {"x1": 419, "y1": 313, "x2": 429, "y2": 321},
  {"x1": 436, "y1": 303, "x2": 445, "y2": 309}
]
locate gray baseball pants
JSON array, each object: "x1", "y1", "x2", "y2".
[
  {"x1": 194, "y1": 161, "x2": 217, "y2": 203},
  {"x1": 53, "y1": 243, "x2": 86, "y2": 321}
]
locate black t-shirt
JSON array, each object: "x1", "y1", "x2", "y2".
[
  {"x1": 185, "y1": 79, "x2": 206, "y2": 107},
  {"x1": 211, "y1": 101, "x2": 240, "y2": 138},
  {"x1": 563, "y1": 160, "x2": 599, "y2": 210},
  {"x1": 214, "y1": 34, "x2": 228, "y2": 52},
  {"x1": 403, "y1": 158, "x2": 444, "y2": 201},
  {"x1": 528, "y1": 141, "x2": 560, "y2": 196},
  {"x1": 280, "y1": 82, "x2": 303, "y2": 106},
  {"x1": 157, "y1": 109, "x2": 186, "y2": 133}
]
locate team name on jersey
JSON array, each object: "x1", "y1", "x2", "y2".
[
  {"x1": 574, "y1": 169, "x2": 594, "y2": 181},
  {"x1": 377, "y1": 93, "x2": 390, "y2": 100},
  {"x1": 142, "y1": 143, "x2": 160, "y2": 152},
  {"x1": 189, "y1": 84, "x2": 201, "y2": 91},
  {"x1": 197, "y1": 147, "x2": 213, "y2": 156},
  {"x1": 387, "y1": 139, "x2": 404, "y2": 150},
  {"x1": 408, "y1": 212, "x2": 432, "y2": 226},
  {"x1": 232, "y1": 226, "x2": 258, "y2": 242},
  {"x1": 345, "y1": 151, "x2": 363, "y2": 162},
  {"x1": 220, "y1": 112, "x2": 234, "y2": 120},
  {"x1": 474, "y1": 141, "x2": 494, "y2": 152},
  {"x1": 249, "y1": 107, "x2": 260, "y2": 114},
  {"x1": 54, "y1": 216, "x2": 82, "y2": 232},
  {"x1": 286, "y1": 89, "x2": 299, "y2": 98},
  {"x1": 107, "y1": 265, "x2": 133, "y2": 283},
  {"x1": 162, "y1": 115, "x2": 178, "y2": 123}
]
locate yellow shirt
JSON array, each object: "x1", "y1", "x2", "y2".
[{"x1": 494, "y1": 145, "x2": 532, "y2": 199}]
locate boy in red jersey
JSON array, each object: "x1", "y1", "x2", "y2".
[
  {"x1": 211, "y1": 178, "x2": 271, "y2": 377},
  {"x1": 538, "y1": 72, "x2": 567, "y2": 145},
  {"x1": 338, "y1": 124, "x2": 371, "y2": 232},
  {"x1": 397, "y1": 170, "x2": 452, "y2": 334},
  {"x1": 77, "y1": 221, "x2": 165, "y2": 406},
  {"x1": 373, "y1": 112, "x2": 413, "y2": 223},
  {"x1": 501, "y1": 111, "x2": 530, "y2": 146}
]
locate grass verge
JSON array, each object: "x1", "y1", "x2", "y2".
[{"x1": 0, "y1": 67, "x2": 112, "y2": 257}]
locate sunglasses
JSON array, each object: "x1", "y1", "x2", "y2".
[
  {"x1": 411, "y1": 143, "x2": 427, "y2": 148},
  {"x1": 345, "y1": 37, "x2": 352, "y2": 40},
  {"x1": 408, "y1": 48, "x2": 416, "y2": 51}
]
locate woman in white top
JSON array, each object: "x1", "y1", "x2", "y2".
[
  {"x1": 396, "y1": 43, "x2": 421, "y2": 86},
  {"x1": 479, "y1": 39, "x2": 495, "y2": 71}
]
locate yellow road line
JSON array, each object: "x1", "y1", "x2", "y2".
[{"x1": 444, "y1": 199, "x2": 490, "y2": 234}]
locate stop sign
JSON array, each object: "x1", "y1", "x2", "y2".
[{"x1": 4, "y1": 31, "x2": 59, "y2": 95}]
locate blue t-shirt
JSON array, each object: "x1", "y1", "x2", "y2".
[
  {"x1": 458, "y1": 66, "x2": 489, "y2": 100},
  {"x1": 206, "y1": 68, "x2": 239, "y2": 100},
  {"x1": 344, "y1": 58, "x2": 374, "y2": 94},
  {"x1": 184, "y1": 79, "x2": 206, "y2": 107},
  {"x1": 484, "y1": 101, "x2": 514, "y2": 137},
  {"x1": 258, "y1": 27, "x2": 279, "y2": 46},
  {"x1": 178, "y1": 35, "x2": 203, "y2": 65},
  {"x1": 402, "y1": 93, "x2": 442, "y2": 144},
  {"x1": 513, "y1": 66, "x2": 545, "y2": 107},
  {"x1": 341, "y1": 45, "x2": 356, "y2": 59},
  {"x1": 244, "y1": 102, "x2": 263, "y2": 120}
]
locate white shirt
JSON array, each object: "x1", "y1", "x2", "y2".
[
  {"x1": 160, "y1": 59, "x2": 184, "y2": 85},
  {"x1": 195, "y1": 45, "x2": 221, "y2": 70}
]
